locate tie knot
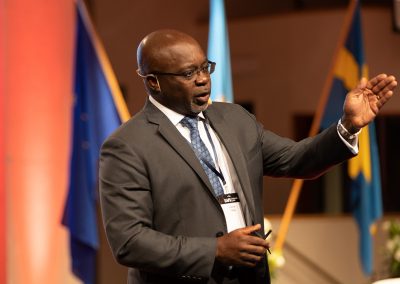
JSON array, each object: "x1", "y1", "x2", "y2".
[{"x1": 181, "y1": 116, "x2": 198, "y2": 131}]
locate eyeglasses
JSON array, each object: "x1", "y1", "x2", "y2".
[{"x1": 137, "y1": 60, "x2": 216, "y2": 81}]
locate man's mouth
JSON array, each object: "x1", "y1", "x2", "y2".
[{"x1": 194, "y1": 92, "x2": 210, "y2": 104}]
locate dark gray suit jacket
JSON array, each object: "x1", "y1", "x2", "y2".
[{"x1": 99, "y1": 101, "x2": 354, "y2": 284}]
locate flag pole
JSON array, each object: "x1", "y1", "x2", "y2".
[
  {"x1": 274, "y1": 0, "x2": 358, "y2": 252},
  {"x1": 76, "y1": 0, "x2": 130, "y2": 122}
]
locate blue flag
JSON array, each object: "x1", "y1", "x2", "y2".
[
  {"x1": 207, "y1": 0, "x2": 234, "y2": 103},
  {"x1": 62, "y1": 1, "x2": 129, "y2": 283},
  {"x1": 321, "y1": 1, "x2": 382, "y2": 275}
]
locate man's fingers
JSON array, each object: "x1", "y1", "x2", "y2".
[
  {"x1": 239, "y1": 259, "x2": 258, "y2": 267},
  {"x1": 382, "y1": 80, "x2": 398, "y2": 94},
  {"x1": 237, "y1": 249, "x2": 266, "y2": 267},
  {"x1": 369, "y1": 75, "x2": 396, "y2": 93},
  {"x1": 216, "y1": 225, "x2": 271, "y2": 267},
  {"x1": 370, "y1": 79, "x2": 396, "y2": 108},
  {"x1": 366, "y1": 73, "x2": 388, "y2": 89},
  {"x1": 244, "y1": 244, "x2": 269, "y2": 256},
  {"x1": 377, "y1": 85, "x2": 396, "y2": 102},
  {"x1": 240, "y1": 252, "x2": 262, "y2": 263},
  {"x1": 371, "y1": 77, "x2": 395, "y2": 94}
]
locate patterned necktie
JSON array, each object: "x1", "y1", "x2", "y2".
[{"x1": 181, "y1": 116, "x2": 224, "y2": 197}]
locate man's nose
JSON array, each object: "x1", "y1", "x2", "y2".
[{"x1": 195, "y1": 71, "x2": 210, "y2": 85}]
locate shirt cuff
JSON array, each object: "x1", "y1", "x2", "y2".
[{"x1": 337, "y1": 119, "x2": 361, "y2": 155}]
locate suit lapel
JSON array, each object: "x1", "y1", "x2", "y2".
[
  {"x1": 144, "y1": 101, "x2": 217, "y2": 198},
  {"x1": 205, "y1": 106, "x2": 257, "y2": 222}
]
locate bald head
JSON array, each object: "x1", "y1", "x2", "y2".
[
  {"x1": 135, "y1": 30, "x2": 211, "y2": 116},
  {"x1": 137, "y1": 29, "x2": 203, "y2": 75}
]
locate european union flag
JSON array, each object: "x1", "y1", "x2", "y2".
[
  {"x1": 62, "y1": 1, "x2": 129, "y2": 283},
  {"x1": 321, "y1": 1, "x2": 382, "y2": 275},
  {"x1": 207, "y1": 0, "x2": 234, "y2": 103}
]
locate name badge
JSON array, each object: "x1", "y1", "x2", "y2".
[{"x1": 218, "y1": 193, "x2": 246, "y2": 232}]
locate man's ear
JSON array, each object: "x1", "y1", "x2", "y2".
[{"x1": 146, "y1": 76, "x2": 161, "y2": 92}]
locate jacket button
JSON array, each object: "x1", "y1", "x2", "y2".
[{"x1": 216, "y1": 231, "x2": 224, "y2": 237}]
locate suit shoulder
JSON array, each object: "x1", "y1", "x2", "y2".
[
  {"x1": 209, "y1": 102, "x2": 255, "y2": 121},
  {"x1": 209, "y1": 102, "x2": 250, "y2": 114},
  {"x1": 104, "y1": 110, "x2": 149, "y2": 143}
]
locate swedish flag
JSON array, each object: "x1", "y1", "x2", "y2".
[{"x1": 321, "y1": 1, "x2": 382, "y2": 275}]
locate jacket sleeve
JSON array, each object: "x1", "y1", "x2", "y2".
[
  {"x1": 99, "y1": 136, "x2": 216, "y2": 279},
  {"x1": 259, "y1": 123, "x2": 356, "y2": 178}
]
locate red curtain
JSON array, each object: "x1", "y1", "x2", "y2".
[{"x1": 5, "y1": 1, "x2": 78, "y2": 283}]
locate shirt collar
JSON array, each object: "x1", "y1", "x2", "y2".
[{"x1": 149, "y1": 95, "x2": 206, "y2": 126}]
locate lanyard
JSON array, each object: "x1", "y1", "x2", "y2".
[{"x1": 201, "y1": 121, "x2": 226, "y2": 185}]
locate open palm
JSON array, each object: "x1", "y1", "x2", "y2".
[{"x1": 342, "y1": 74, "x2": 397, "y2": 130}]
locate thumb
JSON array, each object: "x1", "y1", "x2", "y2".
[
  {"x1": 358, "y1": 77, "x2": 368, "y2": 89},
  {"x1": 241, "y1": 224, "x2": 262, "y2": 235}
]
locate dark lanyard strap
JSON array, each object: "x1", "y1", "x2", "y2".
[{"x1": 202, "y1": 120, "x2": 226, "y2": 185}]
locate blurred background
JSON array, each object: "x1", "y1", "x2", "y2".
[{"x1": 2, "y1": 0, "x2": 400, "y2": 283}]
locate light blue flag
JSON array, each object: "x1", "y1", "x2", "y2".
[
  {"x1": 321, "y1": 0, "x2": 382, "y2": 274},
  {"x1": 207, "y1": 0, "x2": 234, "y2": 102},
  {"x1": 62, "y1": 1, "x2": 128, "y2": 283}
]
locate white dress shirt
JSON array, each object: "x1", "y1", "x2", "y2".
[{"x1": 149, "y1": 95, "x2": 235, "y2": 194}]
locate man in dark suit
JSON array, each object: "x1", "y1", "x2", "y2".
[{"x1": 99, "y1": 29, "x2": 397, "y2": 283}]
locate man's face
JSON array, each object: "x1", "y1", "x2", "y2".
[{"x1": 152, "y1": 41, "x2": 211, "y2": 116}]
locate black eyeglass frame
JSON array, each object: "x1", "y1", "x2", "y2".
[{"x1": 137, "y1": 60, "x2": 216, "y2": 81}]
